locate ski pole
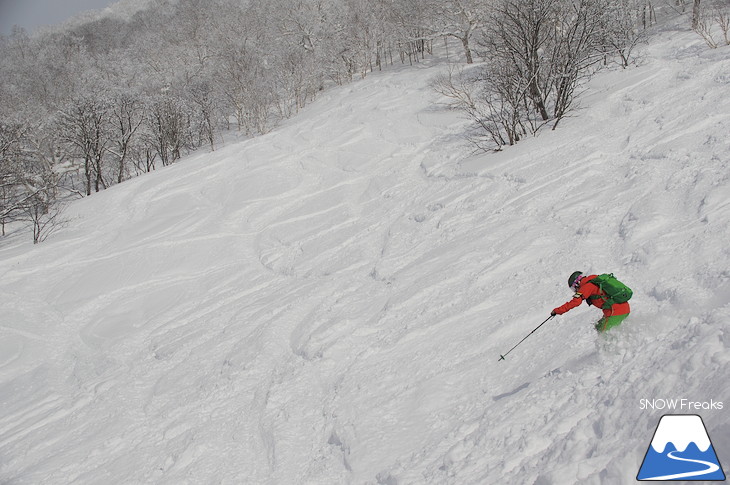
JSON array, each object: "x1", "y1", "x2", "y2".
[{"x1": 498, "y1": 315, "x2": 555, "y2": 361}]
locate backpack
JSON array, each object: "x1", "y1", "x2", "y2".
[{"x1": 586, "y1": 273, "x2": 633, "y2": 309}]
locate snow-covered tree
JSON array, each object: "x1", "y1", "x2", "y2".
[
  {"x1": 56, "y1": 95, "x2": 112, "y2": 195},
  {"x1": 108, "y1": 91, "x2": 145, "y2": 184},
  {"x1": 425, "y1": 0, "x2": 492, "y2": 63},
  {"x1": 0, "y1": 121, "x2": 27, "y2": 235}
]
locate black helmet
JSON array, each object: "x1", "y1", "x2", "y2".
[{"x1": 568, "y1": 271, "x2": 583, "y2": 289}]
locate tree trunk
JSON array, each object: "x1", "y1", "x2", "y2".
[
  {"x1": 85, "y1": 157, "x2": 92, "y2": 196},
  {"x1": 692, "y1": 0, "x2": 701, "y2": 29},
  {"x1": 461, "y1": 36, "x2": 474, "y2": 64},
  {"x1": 118, "y1": 148, "x2": 127, "y2": 184},
  {"x1": 95, "y1": 155, "x2": 104, "y2": 193},
  {"x1": 529, "y1": 78, "x2": 550, "y2": 121}
]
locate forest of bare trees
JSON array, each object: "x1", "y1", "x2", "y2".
[
  {"x1": 431, "y1": 0, "x2": 652, "y2": 151},
  {"x1": 0, "y1": 0, "x2": 726, "y2": 242}
]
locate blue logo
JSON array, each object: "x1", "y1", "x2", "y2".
[{"x1": 637, "y1": 414, "x2": 726, "y2": 481}]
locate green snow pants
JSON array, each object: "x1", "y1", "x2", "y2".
[{"x1": 595, "y1": 313, "x2": 629, "y2": 332}]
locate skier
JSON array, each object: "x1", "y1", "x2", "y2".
[{"x1": 551, "y1": 271, "x2": 631, "y2": 332}]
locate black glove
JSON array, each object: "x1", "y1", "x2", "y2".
[{"x1": 550, "y1": 310, "x2": 557, "y2": 316}]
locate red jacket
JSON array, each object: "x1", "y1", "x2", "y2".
[{"x1": 553, "y1": 274, "x2": 630, "y2": 317}]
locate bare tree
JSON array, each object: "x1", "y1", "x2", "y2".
[
  {"x1": 718, "y1": 6, "x2": 730, "y2": 45},
  {"x1": 693, "y1": 2, "x2": 730, "y2": 47},
  {"x1": 693, "y1": 0, "x2": 702, "y2": 29},
  {"x1": 187, "y1": 80, "x2": 219, "y2": 149},
  {"x1": 0, "y1": 120, "x2": 67, "y2": 242},
  {"x1": 551, "y1": 0, "x2": 609, "y2": 124},
  {"x1": 147, "y1": 94, "x2": 193, "y2": 167},
  {"x1": 601, "y1": 0, "x2": 648, "y2": 68},
  {"x1": 423, "y1": 0, "x2": 490, "y2": 63},
  {"x1": 0, "y1": 121, "x2": 27, "y2": 235},
  {"x1": 488, "y1": 0, "x2": 557, "y2": 122},
  {"x1": 57, "y1": 96, "x2": 112, "y2": 196},
  {"x1": 109, "y1": 92, "x2": 145, "y2": 184},
  {"x1": 431, "y1": 63, "x2": 530, "y2": 151},
  {"x1": 23, "y1": 172, "x2": 65, "y2": 244},
  {"x1": 437, "y1": 0, "x2": 641, "y2": 149}
]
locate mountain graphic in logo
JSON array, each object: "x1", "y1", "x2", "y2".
[{"x1": 637, "y1": 414, "x2": 726, "y2": 481}]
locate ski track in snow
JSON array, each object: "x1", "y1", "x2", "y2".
[{"x1": 1, "y1": 21, "x2": 729, "y2": 485}]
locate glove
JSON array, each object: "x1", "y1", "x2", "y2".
[{"x1": 550, "y1": 310, "x2": 557, "y2": 316}]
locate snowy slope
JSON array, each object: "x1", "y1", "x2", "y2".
[{"x1": 1, "y1": 21, "x2": 729, "y2": 485}]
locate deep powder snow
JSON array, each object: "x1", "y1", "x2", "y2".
[{"x1": 0, "y1": 19, "x2": 728, "y2": 485}]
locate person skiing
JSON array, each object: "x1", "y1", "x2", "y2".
[{"x1": 551, "y1": 271, "x2": 631, "y2": 332}]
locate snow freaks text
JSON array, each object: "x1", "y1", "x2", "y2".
[{"x1": 639, "y1": 399, "x2": 724, "y2": 411}]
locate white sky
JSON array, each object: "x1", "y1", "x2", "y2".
[{"x1": 0, "y1": 0, "x2": 116, "y2": 35}]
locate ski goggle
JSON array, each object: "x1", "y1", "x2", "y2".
[{"x1": 570, "y1": 276, "x2": 583, "y2": 291}]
